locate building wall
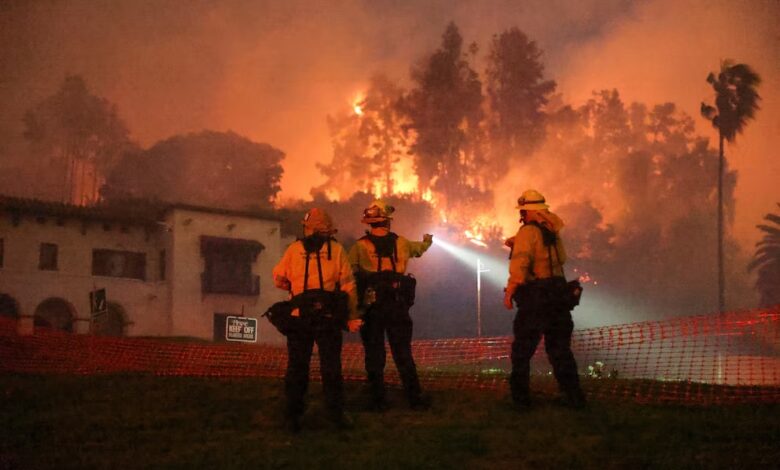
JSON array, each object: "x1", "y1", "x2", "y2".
[
  {"x1": 166, "y1": 209, "x2": 286, "y2": 344},
  {"x1": 0, "y1": 214, "x2": 169, "y2": 335},
  {"x1": 0, "y1": 207, "x2": 287, "y2": 343}
]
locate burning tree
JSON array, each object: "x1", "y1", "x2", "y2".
[
  {"x1": 315, "y1": 74, "x2": 411, "y2": 200},
  {"x1": 399, "y1": 22, "x2": 487, "y2": 215}
]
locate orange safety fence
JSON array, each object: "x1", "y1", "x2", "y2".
[{"x1": 1, "y1": 306, "x2": 779, "y2": 405}]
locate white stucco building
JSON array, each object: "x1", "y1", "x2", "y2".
[{"x1": 0, "y1": 195, "x2": 288, "y2": 344}]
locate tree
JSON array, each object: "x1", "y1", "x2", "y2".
[
  {"x1": 104, "y1": 130, "x2": 284, "y2": 210},
  {"x1": 748, "y1": 204, "x2": 780, "y2": 307},
  {"x1": 23, "y1": 75, "x2": 135, "y2": 205},
  {"x1": 315, "y1": 74, "x2": 410, "y2": 200},
  {"x1": 485, "y1": 27, "x2": 556, "y2": 168},
  {"x1": 362, "y1": 75, "x2": 411, "y2": 196},
  {"x1": 399, "y1": 22, "x2": 485, "y2": 211},
  {"x1": 316, "y1": 111, "x2": 373, "y2": 199},
  {"x1": 529, "y1": 89, "x2": 748, "y2": 316},
  {"x1": 701, "y1": 61, "x2": 761, "y2": 312}
]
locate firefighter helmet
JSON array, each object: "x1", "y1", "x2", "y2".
[
  {"x1": 515, "y1": 189, "x2": 549, "y2": 211},
  {"x1": 302, "y1": 208, "x2": 336, "y2": 234},
  {"x1": 361, "y1": 199, "x2": 395, "y2": 224}
]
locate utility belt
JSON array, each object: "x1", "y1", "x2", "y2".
[
  {"x1": 512, "y1": 223, "x2": 583, "y2": 312},
  {"x1": 292, "y1": 289, "x2": 349, "y2": 323},
  {"x1": 512, "y1": 276, "x2": 582, "y2": 312},
  {"x1": 356, "y1": 270, "x2": 416, "y2": 308},
  {"x1": 264, "y1": 289, "x2": 349, "y2": 336}
]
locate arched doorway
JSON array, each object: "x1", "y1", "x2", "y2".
[
  {"x1": 0, "y1": 294, "x2": 19, "y2": 331},
  {"x1": 34, "y1": 298, "x2": 75, "y2": 332},
  {"x1": 0, "y1": 294, "x2": 19, "y2": 318},
  {"x1": 92, "y1": 302, "x2": 126, "y2": 337}
]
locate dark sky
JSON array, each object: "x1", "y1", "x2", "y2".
[{"x1": 1, "y1": 0, "x2": 778, "y2": 245}]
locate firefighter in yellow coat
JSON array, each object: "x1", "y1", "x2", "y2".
[
  {"x1": 504, "y1": 190, "x2": 585, "y2": 410},
  {"x1": 272, "y1": 208, "x2": 360, "y2": 432},
  {"x1": 349, "y1": 200, "x2": 433, "y2": 411}
]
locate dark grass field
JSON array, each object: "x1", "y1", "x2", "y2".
[{"x1": 2, "y1": 374, "x2": 779, "y2": 469}]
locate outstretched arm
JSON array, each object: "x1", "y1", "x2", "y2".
[{"x1": 408, "y1": 233, "x2": 433, "y2": 258}]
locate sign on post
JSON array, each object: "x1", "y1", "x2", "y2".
[
  {"x1": 225, "y1": 316, "x2": 258, "y2": 343},
  {"x1": 90, "y1": 288, "x2": 107, "y2": 317}
]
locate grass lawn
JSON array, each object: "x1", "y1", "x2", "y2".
[{"x1": 2, "y1": 374, "x2": 779, "y2": 469}]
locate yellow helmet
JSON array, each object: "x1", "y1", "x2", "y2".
[
  {"x1": 361, "y1": 199, "x2": 395, "y2": 224},
  {"x1": 302, "y1": 208, "x2": 336, "y2": 234},
  {"x1": 515, "y1": 189, "x2": 549, "y2": 211}
]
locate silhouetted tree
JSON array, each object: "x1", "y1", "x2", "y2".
[
  {"x1": 104, "y1": 130, "x2": 284, "y2": 210},
  {"x1": 748, "y1": 204, "x2": 780, "y2": 307},
  {"x1": 701, "y1": 61, "x2": 761, "y2": 312},
  {"x1": 485, "y1": 27, "x2": 556, "y2": 170},
  {"x1": 400, "y1": 22, "x2": 485, "y2": 211},
  {"x1": 23, "y1": 75, "x2": 135, "y2": 204}
]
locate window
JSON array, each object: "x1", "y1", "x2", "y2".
[
  {"x1": 200, "y1": 236, "x2": 263, "y2": 296},
  {"x1": 39, "y1": 243, "x2": 58, "y2": 271},
  {"x1": 92, "y1": 249, "x2": 146, "y2": 280}
]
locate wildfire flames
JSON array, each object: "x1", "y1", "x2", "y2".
[
  {"x1": 352, "y1": 93, "x2": 364, "y2": 116},
  {"x1": 347, "y1": 88, "x2": 511, "y2": 243}
]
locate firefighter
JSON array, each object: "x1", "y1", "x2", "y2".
[
  {"x1": 272, "y1": 208, "x2": 361, "y2": 432},
  {"x1": 349, "y1": 200, "x2": 433, "y2": 411},
  {"x1": 504, "y1": 189, "x2": 586, "y2": 410}
]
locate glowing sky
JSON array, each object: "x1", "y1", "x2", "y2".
[{"x1": 1, "y1": 0, "x2": 777, "y2": 246}]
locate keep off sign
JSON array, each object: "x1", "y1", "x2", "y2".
[{"x1": 225, "y1": 316, "x2": 258, "y2": 343}]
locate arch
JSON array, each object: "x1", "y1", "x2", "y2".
[
  {"x1": 34, "y1": 297, "x2": 75, "y2": 332},
  {"x1": 92, "y1": 302, "x2": 126, "y2": 337},
  {"x1": 0, "y1": 294, "x2": 19, "y2": 318}
]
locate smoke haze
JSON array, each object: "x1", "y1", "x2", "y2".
[{"x1": 1, "y1": 0, "x2": 777, "y2": 247}]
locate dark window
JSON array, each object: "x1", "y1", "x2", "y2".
[
  {"x1": 159, "y1": 250, "x2": 166, "y2": 281},
  {"x1": 200, "y1": 236, "x2": 263, "y2": 296},
  {"x1": 39, "y1": 243, "x2": 58, "y2": 271},
  {"x1": 92, "y1": 249, "x2": 146, "y2": 280}
]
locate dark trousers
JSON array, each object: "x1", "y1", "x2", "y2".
[
  {"x1": 360, "y1": 301, "x2": 422, "y2": 403},
  {"x1": 285, "y1": 318, "x2": 343, "y2": 418},
  {"x1": 509, "y1": 303, "x2": 583, "y2": 403}
]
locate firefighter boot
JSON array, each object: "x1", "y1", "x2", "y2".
[{"x1": 366, "y1": 372, "x2": 388, "y2": 412}]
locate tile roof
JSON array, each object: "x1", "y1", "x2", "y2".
[{"x1": 0, "y1": 195, "x2": 282, "y2": 226}]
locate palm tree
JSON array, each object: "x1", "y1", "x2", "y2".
[
  {"x1": 748, "y1": 204, "x2": 780, "y2": 307},
  {"x1": 701, "y1": 61, "x2": 761, "y2": 312}
]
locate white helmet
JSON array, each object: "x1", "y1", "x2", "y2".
[
  {"x1": 515, "y1": 189, "x2": 549, "y2": 211},
  {"x1": 361, "y1": 199, "x2": 395, "y2": 224}
]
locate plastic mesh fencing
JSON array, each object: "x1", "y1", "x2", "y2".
[{"x1": 1, "y1": 306, "x2": 779, "y2": 405}]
